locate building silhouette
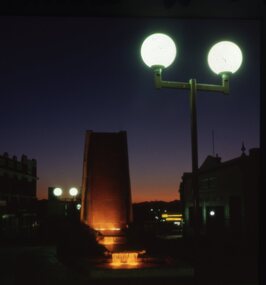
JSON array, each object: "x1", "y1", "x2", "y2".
[
  {"x1": 0, "y1": 152, "x2": 38, "y2": 238},
  {"x1": 179, "y1": 147, "x2": 259, "y2": 240},
  {"x1": 80, "y1": 131, "x2": 132, "y2": 235}
]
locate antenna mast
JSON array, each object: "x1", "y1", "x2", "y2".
[{"x1": 212, "y1": 130, "x2": 215, "y2": 156}]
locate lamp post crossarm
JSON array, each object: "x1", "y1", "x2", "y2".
[
  {"x1": 160, "y1": 80, "x2": 190, "y2": 90},
  {"x1": 154, "y1": 67, "x2": 189, "y2": 90},
  {"x1": 154, "y1": 67, "x2": 229, "y2": 94},
  {"x1": 197, "y1": 73, "x2": 229, "y2": 94},
  {"x1": 196, "y1": 83, "x2": 226, "y2": 93}
]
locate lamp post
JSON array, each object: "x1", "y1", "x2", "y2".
[
  {"x1": 53, "y1": 186, "x2": 80, "y2": 216},
  {"x1": 69, "y1": 187, "x2": 79, "y2": 201},
  {"x1": 53, "y1": 187, "x2": 79, "y2": 200},
  {"x1": 141, "y1": 33, "x2": 242, "y2": 238},
  {"x1": 53, "y1": 187, "x2": 63, "y2": 197}
]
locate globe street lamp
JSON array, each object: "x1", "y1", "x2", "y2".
[
  {"x1": 53, "y1": 187, "x2": 80, "y2": 201},
  {"x1": 141, "y1": 33, "x2": 242, "y2": 237},
  {"x1": 53, "y1": 187, "x2": 63, "y2": 197},
  {"x1": 69, "y1": 187, "x2": 79, "y2": 197},
  {"x1": 69, "y1": 187, "x2": 79, "y2": 201},
  {"x1": 52, "y1": 186, "x2": 80, "y2": 217}
]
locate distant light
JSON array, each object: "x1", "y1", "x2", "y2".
[
  {"x1": 141, "y1": 33, "x2": 177, "y2": 68},
  {"x1": 53, "y1": 187, "x2": 63, "y2": 197},
  {"x1": 208, "y1": 41, "x2": 242, "y2": 74},
  {"x1": 110, "y1": 228, "x2": 121, "y2": 231},
  {"x1": 95, "y1": 228, "x2": 121, "y2": 231},
  {"x1": 69, "y1": 187, "x2": 78, "y2": 197},
  {"x1": 164, "y1": 210, "x2": 167, "y2": 213},
  {"x1": 32, "y1": 221, "x2": 38, "y2": 228},
  {"x1": 99, "y1": 236, "x2": 116, "y2": 245},
  {"x1": 155, "y1": 216, "x2": 159, "y2": 220},
  {"x1": 162, "y1": 213, "x2": 183, "y2": 218},
  {"x1": 76, "y1": 203, "x2": 81, "y2": 210},
  {"x1": 150, "y1": 208, "x2": 154, "y2": 211},
  {"x1": 174, "y1": 221, "x2": 181, "y2": 226},
  {"x1": 166, "y1": 217, "x2": 182, "y2": 221},
  {"x1": 209, "y1": 210, "x2": 215, "y2": 216}
]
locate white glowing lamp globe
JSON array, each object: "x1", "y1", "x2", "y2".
[
  {"x1": 53, "y1": 187, "x2": 63, "y2": 197},
  {"x1": 208, "y1": 41, "x2": 242, "y2": 75},
  {"x1": 69, "y1": 187, "x2": 78, "y2": 197},
  {"x1": 141, "y1": 33, "x2": 177, "y2": 68}
]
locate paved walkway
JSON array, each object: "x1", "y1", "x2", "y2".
[
  {"x1": 0, "y1": 244, "x2": 258, "y2": 285},
  {"x1": 0, "y1": 245, "x2": 194, "y2": 285},
  {"x1": 0, "y1": 246, "x2": 85, "y2": 285}
]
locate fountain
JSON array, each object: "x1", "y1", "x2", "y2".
[
  {"x1": 98, "y1": 234, "x2": 145, "y2": 268},
  {"x1": 111, "y1": 252, "x2": 139, "y2": 267}
]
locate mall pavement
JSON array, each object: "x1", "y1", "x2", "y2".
[{"x1": 0, "y1": 243, "x2": 259, "y2": 285}]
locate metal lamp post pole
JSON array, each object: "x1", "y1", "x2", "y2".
[
  {"x1": 189, "y1": 79, "x2": 200, "y2": 238},
  {"x1": 153, "y1": 66, "x2": 229, "y2": 237}
]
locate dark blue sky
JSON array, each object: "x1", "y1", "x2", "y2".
[{"x1": 0, "y1": 16, "x2": 260, "y2": 201}]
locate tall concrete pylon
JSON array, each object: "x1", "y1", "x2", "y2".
[{"x1": 80, "y1": 131, "x2": 133, "y2": 235}]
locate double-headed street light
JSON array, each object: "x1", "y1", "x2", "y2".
[
  {"x1": 53, "y1": 187, "x2": 79, "y2": 200},
  {"x1": 141, "y1": 33, "x2": 242, "y2": 237},
  {"x1": 52, "y1": 187, "x2": 81, "y2": 215}
]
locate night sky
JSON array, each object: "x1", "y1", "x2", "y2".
[{"x1": 0, "y1": 16, "x2": 260, "y2": 202}]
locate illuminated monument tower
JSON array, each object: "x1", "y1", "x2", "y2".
[{"x1": 80, "y1": 131, "x2": 133, "y2": 235}]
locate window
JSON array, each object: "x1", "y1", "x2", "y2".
[{"x1": 200, "y1": 176, "x2": 217, "y2": 191}]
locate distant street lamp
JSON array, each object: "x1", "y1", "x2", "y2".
[
  {"x1": 53, "y1": 187, "x2": 79, "y2": 200},
  {"x1": 69, "y1": 187, "x2": 79, "y2": 197},
  {"x1": 53, "y1": 187, "x2": 63, "y2": 197},
  {"x1": 141, "y1": 33, "x2": 242, "y2": 237},
  {"x1": 52, "y1": 186, "x2": 80, "y2": 217}
]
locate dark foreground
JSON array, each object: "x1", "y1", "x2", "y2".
[{"x1": 0, "y1": 234, "x2": 258, "y2": 285}]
